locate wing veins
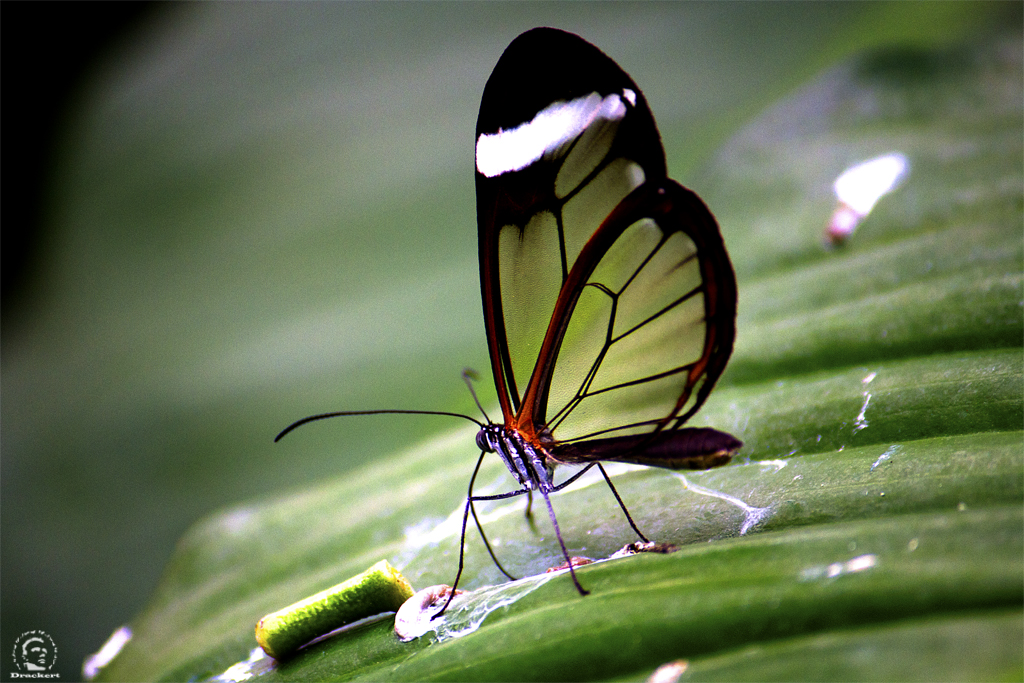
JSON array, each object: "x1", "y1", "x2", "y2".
[
  {"x1": 612, "y1": 281, "x2": 704, "y2": 344},
  {"x1": 545, "y1": 232, "x2": 699, "y2": 434},
  {"x1": 552, "y1": 356, "x2": 705, "y2": 442},
  {"x1": 557, "y1": 148, "x2": 619, "y2": 208},
  {"x1": 614, "y1": 232, "x2": 671, "y2": 300},
  {"x1": 559, "y1": 416, "x2": 676, "y2": 443},
  {"x1": 555, "y1": 210, "x2": 569, "y2": 284},
  {"x1": 548, "y1": 281, "x2": 618, "y2": 430},
  {"x1": 547, "y1": 230, "x2": 667, "y2": 430},
  {"x1": 581, "y1": 359, "x2": 699, "y2": 399}
]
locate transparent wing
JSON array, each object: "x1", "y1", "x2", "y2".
[
  {"x1": 533, "y1": 181, "x2": 737, "y2": 443},
  {"x1": 476, "y1": 27, "x2": 665, "y2": 426}
]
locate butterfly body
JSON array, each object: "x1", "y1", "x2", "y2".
[{"x1": 475, "y1": 424, "x2": 555, "y2": 493}]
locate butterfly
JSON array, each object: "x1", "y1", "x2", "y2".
[{"x1": 278, "y1": 27, "x2": 741, "y2": 617}]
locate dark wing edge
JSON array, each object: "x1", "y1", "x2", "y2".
[
  {"x1": 661, "y1": 181, "x2": 738, "y2": 431},
  {"x1": 478, "y1": 199, "x2": 520, "y2": 422}
]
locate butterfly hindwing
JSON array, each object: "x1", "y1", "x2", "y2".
[{"x1": 536, "y1": 180, "x2": 737, "y2": 444}]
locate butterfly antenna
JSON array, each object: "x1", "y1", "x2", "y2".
[
  {"x1": 461, "y1": 368, "x2": 491, "y2": 423},
  {"x1": 274, "y1": 408, "x2": 483, "y2": 442}
]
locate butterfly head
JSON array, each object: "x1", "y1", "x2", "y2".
[{"x1": 475, "y1": 424, "x2": 501, "y2": 453}]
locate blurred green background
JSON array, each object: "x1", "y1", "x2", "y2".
[{"x1": 1, "y1": 3, "x2": 1019, "y2": 680}]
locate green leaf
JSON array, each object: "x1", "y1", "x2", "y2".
[{"x1": 93, "y1": 25, "x2": 1021, "y2": 683}]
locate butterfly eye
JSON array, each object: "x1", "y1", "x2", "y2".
[{"x1": 475, "y1": 429, "x2": 492, "y2": 452}]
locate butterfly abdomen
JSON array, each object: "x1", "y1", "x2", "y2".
[{"x1": 550, "y1": 428, "x2": 741, "y2": 471}]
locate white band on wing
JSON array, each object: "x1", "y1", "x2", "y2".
[{"x1": 476, "y1": 91, "x2": 630, "y2": 178}]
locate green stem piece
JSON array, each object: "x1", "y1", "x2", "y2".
[{"x1": 256, "y1": 559, "x2": 414, "y2": 659}]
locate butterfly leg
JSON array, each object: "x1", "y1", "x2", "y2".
[
  {"x1": 524, "y1": 472, "x2": 582, "y2": 533},
  {"x1": 596, "y1": 463, "x2": 650, "y2": 543},
  {"x1": 549, "y1": 462, "x2": 597, "y2": 492},
  {"x1": 433, "y1": 491, "x2": 476, "y2": 619},
  {"x1": 539, "y1": 463, "x2": 601, "y2": 596},
  {"x1": 538, "y1": 487, "x2": 590, "y2": 596},
  {"x1": 434, "y1": 453, "x2": 529, "y2": 619},
  {"x1": 464, "y1": 450, "x2": 518, "y2": 580},
  {"x1": 523, "y1": 490, "x2": 538, "y2": 533},
  {"x1": 470, "y1": 498, "x2": 517, "y2": 580}
]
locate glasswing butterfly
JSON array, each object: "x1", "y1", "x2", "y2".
[{"x1": 277, "y1": 27, "x2": 741, "y2": 618}]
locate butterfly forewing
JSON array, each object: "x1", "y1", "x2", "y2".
[
  {"x1": 478, "y1": 27, "x2": 737, "y2": 468},
  {"x1": 477, "y1": 28, "x2": 667, "y2": 425}
]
